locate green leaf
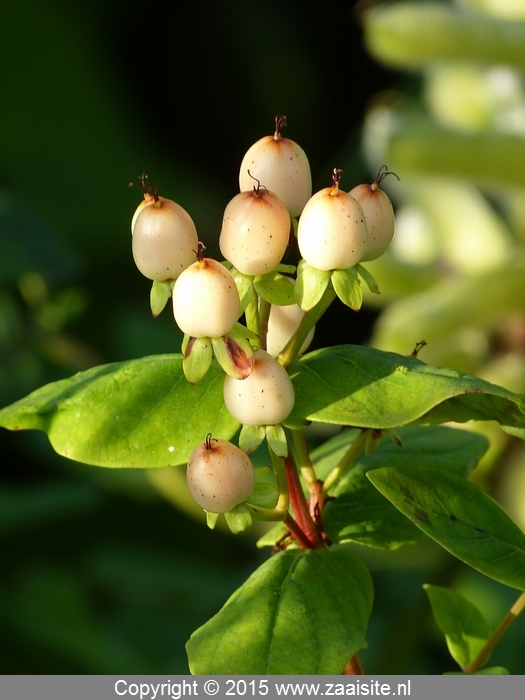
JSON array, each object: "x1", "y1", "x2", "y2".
[
  {"x1": 0, "y1": 355, "x2": 239, "y2": 468},
  {"x1": 150, "y1": 280, "x2": 172, "y2": 317},
  {"x1": 254, "y1": 272, "x2": 296, "y2": 305},
  {"x1": 186, "y1": 546, "x2": 373, "y2": 674},
  {"x1": 287, "y1": 345, "x2": 525, "y2": 437},
  {"x1": 367, "y1": 467, "x2": 525, "y2": 590},
  {"x1": 331, "y1": 267, "x2": 363, "y2": 310},
  {"x1": 424, "y1": 584, "x2": 491, "y2": 670},
  {"x1": 321, "y1": 426, "x2": 488, "y2": 549},
  {"x1": 295, "y1": 259, "x2": 331, "y2": 311}
]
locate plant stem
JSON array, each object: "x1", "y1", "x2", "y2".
[
  {"x1": 464, "y1": 590, "x2": 525, "y2": 674},
  {"x1": 322, "y1": 429, "x2": 368, "y2": 494},
  {"x1": 249, "y1": 445, "x2": 289, "y2": 520},
  {"x1": 283, "y1": 513, "x2": 315, "y2": 550},
  {"x1": 277, "y1": 287, "x2": 336, "y2": 368},
  {"x1": 342, "y1": 654, "x2": 364, "y2": 675},
  {"x1": 285, "y1": 450, "x2": 325, "y2": 549},
  {"x1": 290, "y1": 428, "x2": 318, "y2": 493},
  {"x1": 259, "y1": 297, "x2": 271, "y2": 352},
  {"x1": 245, "y1": 290, "x2": 260, "y2": 338}
]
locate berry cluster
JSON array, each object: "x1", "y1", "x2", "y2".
[{"x1": 130, "y1": 115, "x2": 396, "y2": 532}]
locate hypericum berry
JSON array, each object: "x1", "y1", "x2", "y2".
[
  {"x1": 350, "y1": 166, "x2": 398, "y2": 261},
  {"x1": 297, "y1": 169, "x2": 368, "y2": 271},
  {"x1": 186, "y1": 435, "x2": 255, "y2": 513},
  {"x1": 219, "y1": 179, "x2": 290, "y2": 276},
  {"x1": 265, "y1": 300, "x2": 314, "y2": 358},
  {"x1": 223, "y1": 349, "x2": 295, "y2": 426},
  {"x1": 132, "y1": 196, "x2": 199, "y2": 281},
  {"x1": 172, "y1": 247, "x2": 241, "y2": 337},
  {"x1": 239, "y1": 115, "x2": 312, "y2": 219}
]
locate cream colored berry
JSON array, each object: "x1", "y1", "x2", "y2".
[
  {"x1": 187, "y1": 436, "x2": 255, "y2": 513},
  {"x1": 223, "y1": 350, "x2": 295, "y2": 426}
]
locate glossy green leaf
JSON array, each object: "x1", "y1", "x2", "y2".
[
  {"x1": 424, "y1": 584, "x2": 491, "y2": 670},
  {"x1": 331, "y1": 267, "x2": 363, "y2": 310},
  {"x1": 186, "y1": 546, "x2": 373, "y2": 674},
  {"x1": 321, "y1": 426, "x2": 488, "y2": 549},
  {"x1": 287, "y1": 345, "x2": 525, "y2": 437},
  {"x1": 368, "y1": 467, "x2": 525, "y2": 590},
  {"x1": 0, "y1": 355, "x2": 239, "y2": 468}
]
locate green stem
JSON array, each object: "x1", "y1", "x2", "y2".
[
  {"x1": 322, "y1": 429, "x2": 368, "y2": 494},
  {"x1": 464, "y1": 591, "x2": 525, "y2": 674},
  {"x1": 259, "y1": 297, "x2": 271, "y2": 352},
  {"x1": 245, "y1": 291, "x2": 260, "y2": 338},
  {"x1": 277, "y1": 287, "x2": 336, "y2": 368},
  {"x1": 290, "y1": 428, "x2": 318, "y2": 494},
  {"x1": 249, "y1": 445, "x2": 289, "y2": 520}
]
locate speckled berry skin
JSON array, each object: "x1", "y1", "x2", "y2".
[
  {"x1": 132, "y1": 197, "x2": 198, "y2": 281},
  {"x1": 297, "y1": 188, "x2": 368, "y2": 271},
  {"x1": 223, "y1": 350, "x2": 295, "y2": 426},
  {"x1": 186, "y1": 437, "x2": 255, "y2": 513},
  {"x1": 219, "y1": 189, "x2": 290, "y2": 275},
  {"x1": 349, "y1": 183, "x2": 395, "y2": 261},
  {"x1": 239, "y1": 135, "x2": 312, "y2": 218},
  {"x1": 172, "y1": 258, "x2": 241, "y2": 338}
]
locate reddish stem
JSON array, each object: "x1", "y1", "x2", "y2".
[
  {"x1": 342, "y1": 654, "x2": 364, "y2": 675},
  {"x1": 285, "y1": 454, "x2": 324, "y2": 549}
]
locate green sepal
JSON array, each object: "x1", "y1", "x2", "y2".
[
  {"x1": 246, "y1": 482, "x2": 279, "y2": 509},
  {"x1": 206, "y1": 511, "x2": 220, "y2": 529},
  {"x1": 239, "y1": 424, "x2": 266, "y2": 454},
  {"x1": 181, "y1": 333, "x2": 191, "y2": 354},
  {"x1": 256, "y1": 522, "x2": 288, "y2": 548},
  {"x1": 266, "y1": 424, "x2": 288, "y2": 457},
  {"x1": 295, "y1": 260, "x2": 331, "y2": 311},
  {"x1": 182, "y1": 336, "x2": 213, "y2": 385},
  {"x1": 254, "y1": 466, "x2": 271, "y2": 481},
  {"x1": 356, "y1": 263, "x2": 380, "y2": 295},
  {"x1": 228, "y1": 322, "x2": 259, "y2": 342},
  {"x1": 276, "y1": 263, "x2": 297, "y2": 275},
  {"x1": 212, "y1": 335, "x2": 255, "y2": 379},
  {"x1": 228, "y1": 266, "x2": 254, "y2": 313},
  {"x1": 254, "y1": 272, "x2": 296, "y2": 305},
  {"x1": 150, "y1": 280, "x2": 173, "y2": 317},
  {"x1": 331, "y1": 267, "x2": 363, "y2": 311},
  {"x1": 224, "y1": 504, "x2": 253, "y2": 534}
]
